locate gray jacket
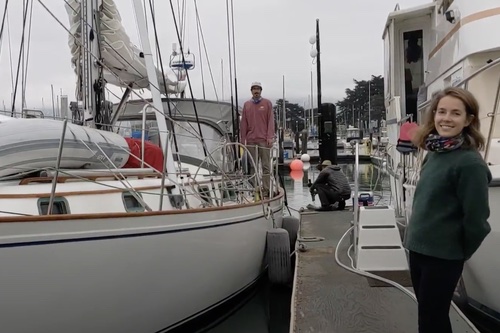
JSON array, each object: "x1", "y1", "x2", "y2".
[{"x1": 312, "y1": 165, "x2": 351, "y2": 196}]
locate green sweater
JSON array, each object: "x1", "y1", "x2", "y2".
[{"x1": 404, "y1": 148, "x2": 492, "y2": 260}]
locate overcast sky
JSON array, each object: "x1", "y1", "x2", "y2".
[{"x1": 0, "y1": 0, "x2": 427, "y2": 111}]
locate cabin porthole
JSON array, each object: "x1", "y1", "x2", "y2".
[
  {"x1": 198, "y1": 186, "x2": 212, "y2": 205},
  {"x1": 38, "y1": 197, "x2": 70, "y2": 215},
  {"x1": 122, "y1": 192, "x2": 146, "y2": 212}
]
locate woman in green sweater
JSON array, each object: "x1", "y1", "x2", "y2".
[{"x1": 406, "y1": 87, "x2": 491, "y2": 333}]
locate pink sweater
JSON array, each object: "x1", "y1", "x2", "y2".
[{"x1": 240, "y1": 98, "x2": 275, "y2": 144}]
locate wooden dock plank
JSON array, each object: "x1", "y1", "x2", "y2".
[{"x1": 291, "y1": 210, "x2": 480, "y2": 333}]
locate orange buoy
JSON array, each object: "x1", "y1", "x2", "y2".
[{"x1": 289, "y1": 159, "x2": 304, "y2": 171}]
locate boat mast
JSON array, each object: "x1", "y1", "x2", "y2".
[
  {"x1": 79, "y1": 0, "x2": 101, "y2": 127},
  {"x1": 132, "y1": 0, "x2": 178, "y2": 193}
]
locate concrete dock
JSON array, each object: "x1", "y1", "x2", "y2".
[{"x1": 290, "y1": 209, "x2": 480, "y2": 333}]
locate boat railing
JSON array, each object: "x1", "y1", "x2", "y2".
[
  {"x1": 221, "y1": 142, "x2": 280, "y2": 200},
  {"x1": 0, "y1": 109, "x2": 45, "y2": 119},
  {"x1": 352, "y1": 137, "x2": 361, "y2": 258},
  {"x1": 457, "y1": 57, "x2": 500, "y2": 90},
  {"x1": 482, "y1": 69, "x2": 500, "y2": 162},
  {"x1": 18, "y1": 163, "x2": 261, "y2": 212},
  {"x1": 187, "y1": 141, "x2": 280, "y2": 208},
  {"x1": 416, "y1": 57, "x2": 500, "y2": 163},
  {"x1": 19, "y1": 169, "x2": 164, "y2": 185},
  {"x1": 3, "y1": 115, "x2": 274, "y2": 211},
  {"x1": 387, "y1": 58, "x2": 500, "y2": 228}
]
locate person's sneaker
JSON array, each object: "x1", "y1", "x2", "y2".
[{"x1": 315, "y1": 205, "x2": 333, "y2": 212}]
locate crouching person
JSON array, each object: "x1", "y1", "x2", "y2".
[{"x1": 309, "y1": 160, "x2": 351, "y2": 211}]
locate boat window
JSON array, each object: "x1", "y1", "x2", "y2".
[
  {"x1": 38, "y1": 197, "x2": 70, "y2": 215},
  {"x1": 403, "y1": 30, "x2": 424, "y2": 122},
  {"x1": 172, "y1": 121, "x2": 224, "y2": 166},
  {"x1": 346, "y1": 127, "x2": 362, "y2": 140},
  {"x1": 218, "y1": 183, "x2": 229, "y2": 201},
  {"x1": 116, "y1": 120, "x2": 225, "y2": 167},
  {"x1": 226, "y1": 183, "x2": 236, "y2": 199},
  {"x1": 116, "y1": 120, "x2": 161, "y2": 145},
  {"x1": 219, "y1": 182, "x2": 236, "y2": 201},
  {"x1": 198, "y1": 186, "x2": 212, "y2": 204},
  {"x1": 122, "y1": 192, "x2": 146, "y2": 212}
]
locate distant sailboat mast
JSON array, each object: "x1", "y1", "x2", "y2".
[
  {"x1": 310, "y1": 71, "x2": 314, "y2": 134},
  {"x1": 282, "y1": 75, "x2": 286, "y2": 130}
]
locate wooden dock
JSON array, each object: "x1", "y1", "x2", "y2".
[{"x1": 290, "y1": 209, "x2": 480, "y2": 333}]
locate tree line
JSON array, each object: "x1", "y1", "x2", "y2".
[
  {"x1": 272, "y1": 74, "x2": 385, "y2": 133},
  {"x1": 336, "y1": 75, "x2": 384, "y2": 132}
]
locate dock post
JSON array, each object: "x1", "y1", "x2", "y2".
[{"x1": 353, "y1": 140, "x2": 360, "y2": 258}]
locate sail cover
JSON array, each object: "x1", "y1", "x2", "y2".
[{"x1": 65, "y1": 0, "x2": 187, "y2": 94}]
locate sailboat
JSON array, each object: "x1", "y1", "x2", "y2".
[
  {"x1": 0, "y1": 1, "x2": 285, "y2": 332},
  {"x1": 383, "y1": 0, "x2": 500, "y2": 325}
]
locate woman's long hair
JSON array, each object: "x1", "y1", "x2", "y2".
[{"x1": 413, "y1": 87, "x2": 485, "y2": 151}]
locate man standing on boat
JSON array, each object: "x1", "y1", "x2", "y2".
[
  {"x1": 309, "y1": 160, "x2": 351, "y2": 211},
  {"x1": 240, "y1": 81, "x2": 275, "y2": 198}
]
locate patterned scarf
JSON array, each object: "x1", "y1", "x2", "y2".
[{"x1": 425, "y1": 133, "x2": 464, "y2": 152}]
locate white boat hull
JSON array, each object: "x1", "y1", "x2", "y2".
[
  {"x1": 381, "y1": 0, "x2": 500, "y2": 319},
  {"x1": 461, "y1": 173, "x2": 500, "y2": 314},
  {"x1": 0, "y1": 199, "x2": 283, "y2": 333},
  {"x1": 0, "y1": 118, "x2": 130, "y2": 178}
]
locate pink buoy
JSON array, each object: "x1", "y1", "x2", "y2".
[{"x1": 289, "y1": 159, "x2": 304, "y2": 171}]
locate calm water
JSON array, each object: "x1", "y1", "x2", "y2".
[
  {"x1": 205, "y1": 163, "x2": 392, "y2": 333},
  {"x1": 281, "y1": 162, "x2": 393, "y2": 211}
]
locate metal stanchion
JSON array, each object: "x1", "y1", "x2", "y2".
[{"x1": 353, "y1": 140, "x2": 360, "y2": 258}]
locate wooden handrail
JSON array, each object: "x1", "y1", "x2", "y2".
[{"x1": 19, "y1": 173, "x2": 162, "y2": 185}]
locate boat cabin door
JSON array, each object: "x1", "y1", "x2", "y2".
[{"x1": 384, "y1": 4, "x2": 434, "y2": 124}]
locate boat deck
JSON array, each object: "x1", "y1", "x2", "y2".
[{"x1": 290, "y1": 210, "x2": 479, "y2": 333}]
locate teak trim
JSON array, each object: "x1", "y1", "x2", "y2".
[
  {"x1": 0, "y1": 178, "x2": 226, "y2": 199},
  {"x1": 18, "y1": 173, "x2": 163, "y2": 185},
  {"x1": 0, "y1": 185, "x2": 173, "y2": 199},
  {"x1": 0, "y1": 189, "x2": 284, "y2": 223}
]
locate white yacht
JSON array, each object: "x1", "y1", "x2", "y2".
[{"x1": 383, "y1": 0, "x2": 500, "y2": 323}]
